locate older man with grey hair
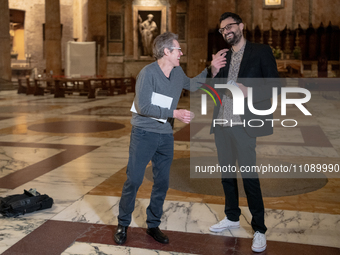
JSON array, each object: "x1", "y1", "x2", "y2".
[{"x1": 114, "y1": 32, "x2": 225, "y2": 245}]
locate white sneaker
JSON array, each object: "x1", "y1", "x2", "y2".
[
  {"x1": 209, "y1": 217, "x2": 240, "y2": 232},
  {"x1": 252, "y1": 231, "x2": 267, "y2": 252}
]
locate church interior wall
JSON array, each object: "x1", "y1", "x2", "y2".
[
  {"x1": 9, "y1": 0, "x2": 74, "y2": 76},
  {"x1": 6, "y1": 0, "x2": 340, "y2": 80},
  {"x1": 294, "y1": 0, "x2": 311, "y2": 29},
  {"x1": 313, "y1": 0, "x2": 340, "y2": 28},
  {"x1": 82, "y1": 0, "x2": 89, "y2": 42},
  {"x1": 208, "y1": 0, "x2": 236, "y2": 30},
  {"x1": 73, "y1": 0, "x2": 87, "y2": 42}
]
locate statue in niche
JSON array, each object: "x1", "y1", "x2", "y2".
[
  {"x1": 10, "y1": 23, "x2": 15, "y2": 52},
  {"x1": 138, "y1": 14, "x2": 158, "y2": 57},
  {"x1": 9, "y1": 23, "x2": 18, "y2": 59}
]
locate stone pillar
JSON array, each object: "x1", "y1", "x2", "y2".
[
  {"x1": 187, "y1": 0, "x2": 208, "y2": 77},
  {"x1": 124, "y1": 0, "x2": 133, "y2": 58},
  {"x1": 73, "y1": 0, "x2": 83, "y2": 42},
  {"x1": 0, "y1": 0, "x2": 12, "y2": 81},
  {"x1": 169, "y1": 0, "x2": 177, "y2": 33},
  {"x1": 45, "y1": 0, "x2": 62, "y2": 76},
  {"x1": 87, "y1": 0, "x2": 107, "y2": 76}
]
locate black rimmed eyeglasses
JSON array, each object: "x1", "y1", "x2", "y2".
[{"x1": 218, "y1": 23, "x2": 240, "y2": 34}]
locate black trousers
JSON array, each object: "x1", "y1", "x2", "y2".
[{"x1": 214, "y1": 125, "x2": 267, "y2": 234}]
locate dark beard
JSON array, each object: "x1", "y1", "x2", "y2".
[{"x1": 224, "y1": 30, "x2": 242, "y2": 46}]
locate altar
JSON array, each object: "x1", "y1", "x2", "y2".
[{"x1": 276, "y1": 59, "x2": 303, "y2": 76}]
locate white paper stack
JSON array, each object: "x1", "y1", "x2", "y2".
[{"x1": 130, "y1": 92, "x2": 173, "y2": 123}]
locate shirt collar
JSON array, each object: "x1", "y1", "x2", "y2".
[{"x1": 231, "y1": 40, "x2": 247, "y2": 54}]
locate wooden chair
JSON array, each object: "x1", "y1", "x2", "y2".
[
  {"x1": 124, "y1": 77, "x2": 136, "y2": 93},
  {"x1": 34, "y1": 78, "x2": 55, "y2": 95},
  {"x1": 17, "y1": 79, "x2": 27, "y2": 94},
  {"x1": 27, "y1": 78, "x2": 36, "y2": 95}
]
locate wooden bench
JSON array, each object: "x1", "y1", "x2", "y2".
[
  {"x1": 54, "y1": 78, "x2": 94, "y2": 98},
  {"x1": 17, "y1": 78, "x2": 27, "y2": 94},
  {"x1": 19, "y1": 76, "x2": 136, "y2": 98},
  {"x1": 17, "y1": 78, "x2": 35, "y2": 95},
  {"x1": 18, "y1": 77, "x2": 54, "y2": 96},
  {"x1": 123, "y1": 77, "x2": 136, "y2": 93},
  {"x1": 34, "y1": 78, "x2": 55, "y2": 95},
  {"x1": 88, "y1": 77, "x2": 136, "y2": 96}
]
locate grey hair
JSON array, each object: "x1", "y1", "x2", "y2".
[{"x1": 153, "y1": 32, "x2": 178, "y2": 60}]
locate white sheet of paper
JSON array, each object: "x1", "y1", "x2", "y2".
[{"x1": 130, "y1": 92, "x2": 173, "y2": 123}]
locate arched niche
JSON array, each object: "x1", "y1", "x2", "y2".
[{"x1": 9, "y1": 9, "x2": 25, "y2": 60}]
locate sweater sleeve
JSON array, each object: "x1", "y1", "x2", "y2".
[
  {"x1": 134, "y1": 68, "x2": 173, "y2": 119},
  {"x1": 182, "y1": 67, "x2": 208, "y2": 91}
]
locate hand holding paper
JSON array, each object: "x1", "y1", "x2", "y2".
[
  {"x1": 173, "y1": 109, "x2": 195, "y2": 124},
  {"x1": 228, "y1": 80, "x2": 247, "y2": 98},
  {"x1": 237, "y1": 82, "x2": 248, "y2": 97},
  {"x1": 130, "y1": 92, "x2": 173, "y2": 123}
]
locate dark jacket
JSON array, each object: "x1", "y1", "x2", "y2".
[{"x1": 210, "y1": 42, "x2": 280, "y2": 137}]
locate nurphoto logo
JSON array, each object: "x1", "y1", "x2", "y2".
[{"x1": 199, "y1": 82, "x2": 312, "y2": 128}]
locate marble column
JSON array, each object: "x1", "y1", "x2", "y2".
[
  {"x1": 73, "y1": 0, "x2": 83, "y2": 42},
  {"x1": 124, "y1": 0, "x2": 133, "y2": 59},
  {"x1": 87, "y1": 0, "x2": 107, "y2": 76},
  {"x1": 187, "y1": 0, "x2": 208, "y2": 77},
  {"x1": 45, "y1": 0, "x2": 62, "y2": 76},
  {"x1": 0, "y1": 0, "x2": 12, "y2": 81},
  {"x1": 169, "y1": 0, "x2": 178, "y2": 33}
]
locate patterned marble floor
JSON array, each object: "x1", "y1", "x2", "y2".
[{"x1": 0, "y1": 85, "x2": 339, "y2": 255}]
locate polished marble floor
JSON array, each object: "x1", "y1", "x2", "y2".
[{"x1": 0, "y1": 84, "x2": 339, "y2": 255}]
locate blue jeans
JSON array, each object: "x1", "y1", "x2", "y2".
[{"x1": 118, "y1": 126, "x2": 174, "y2": 228}]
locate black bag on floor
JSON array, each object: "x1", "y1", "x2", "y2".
[{"x1": 0, "y1": 189, "x2": 53, "y2": 217}]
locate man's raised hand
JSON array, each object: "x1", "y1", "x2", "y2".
[{"x1": 211, "y1": 48, "x2": 229, "y2": 78}]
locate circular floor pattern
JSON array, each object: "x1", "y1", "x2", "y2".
[
  {"x1": 28, "y1": 121, "x2": 125, "y2": 133},
  {"x1": 145, "y1": 157, "x2": 328, "y2": 197}
]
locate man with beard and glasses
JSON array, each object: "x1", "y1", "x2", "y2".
[{"x1": 207, "y1": 12, "x2": 279, "y2": 253}]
